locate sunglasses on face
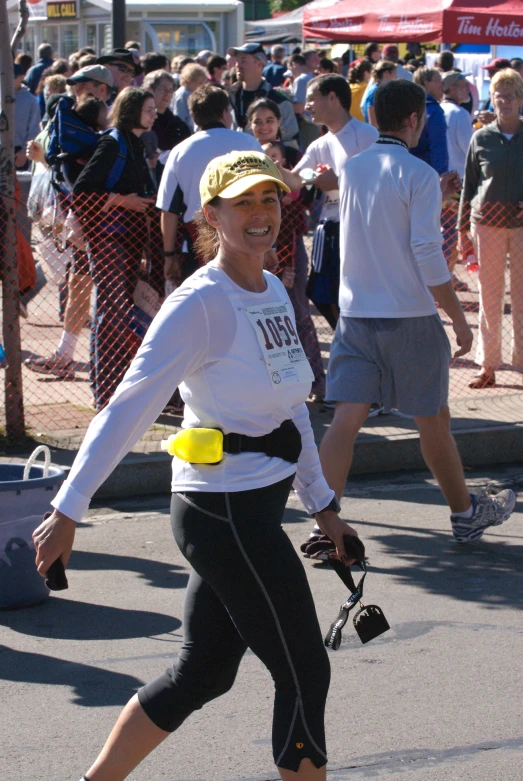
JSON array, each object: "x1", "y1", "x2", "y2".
[{"x1": 113, "y1": 63, "x2": 134, "y2": 75}]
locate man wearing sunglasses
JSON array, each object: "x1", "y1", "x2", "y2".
[{"x1": 97, "y1": 47, "x2": 143, "y2": 104}]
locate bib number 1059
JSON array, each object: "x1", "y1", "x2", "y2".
[{"x1": 255, "y1": 315, "x2": 299, "y2": 350}]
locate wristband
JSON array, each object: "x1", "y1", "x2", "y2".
[{"x1": 163, "y1": 250, "x2": 177, "y2": 257}]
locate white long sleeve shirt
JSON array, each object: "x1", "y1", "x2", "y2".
[
  {"x1": 441, "y1": 101, "x2": 473, "y2": 179},
  {"x1": 52, "y1": 263, "x2": 335, "y2": 523},
  {"x1": 338, "y1": 141, "x2": 451, "y2": 318}
]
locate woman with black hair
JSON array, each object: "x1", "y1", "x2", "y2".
[{"x1": 73, "y1": 87, "x2": 157, "y2": 409}]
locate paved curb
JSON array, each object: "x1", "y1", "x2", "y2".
[
  {"x1": 87, "y1": 422, "x2": 523, "y2": 500},
  {"x1": 3, "y1": 423, "x2": 522, "y2": 502}
]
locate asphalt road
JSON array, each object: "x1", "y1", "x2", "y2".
[{"x1": 2, "y1": 465, "x2": 522, "y2": 781}]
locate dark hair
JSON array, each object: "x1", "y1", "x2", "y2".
[
  {"x1": 372, "y1": 60, "x2": 397, "y2": 82},
  {"x1": 207, "y1": 55, "x2": 227, "y2": 76},
  {"x1": 111, "y1": 87, "x2": 155, "y2": 132},
  {"x1": 125, "y1": 41, "x2": 141, "y2": 51},
  {"x1": 76, "y1": 97, "x2": 107, "y2": 131},
  {"x1": 262, "y1": 140, "x2": 287, "y2": 162},
  {"x1": 78, "y1": 54, "x2": 97, "y2": 69},
  {"x1": 289, "y1": 53, "x2": 306, "y2": 67},
  {"x1": 374, "y1": 80, "x2": 425, "y2": 132},
  {"x1": 14, "y1": 53, "x2": 32, "y2": 74},
  {"x1": 49, "y1": 58, "x2": 69, "y2": 75},
  {"x1": 319, "y1": 57, "x2": 336, "y2": 73},
  {"x1": 364, "y1": 43, "x2": 380, "y2": 60},
  {"x1": 437, "y1": 50, "x2": 454, "y2": 72},
  {"x1": 142, "y1": 52, "x2": 169, "y2": 75},
  {"x1": 38, "y1": 43, "x2": 53, "y2": 60},
  {"x1": 188, "y1": 84, "x2": 229, "y2": 127},
  {"x1": 308, "y1": 74, "x2": 352, "y2": 111},
  {"x1": 78, "y1": 46, "x2": 96, "y2": 57},
  {"x1": 178, "y1": 56, "x2": 195, "y2": 72},
  {"x1": 246, "y1": 97, "x2": 282, "y2": 124},
  {"x1": 349, "y1": 59, "x2": 372, "y2": 84}
]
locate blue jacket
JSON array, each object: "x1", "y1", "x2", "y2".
[
  {"x1": 25, "y1": 57, "x2": 54, "y2": 95},
  {"x1": 410, "y1": 94, "x2": 449, "y2": 175},
  {"x1": 263, "y1": 62, "x2": 286, "y2": 88}
]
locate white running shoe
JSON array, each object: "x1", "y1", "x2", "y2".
[{"x1": 451, "y1": 487, "x2": 517, "y2": 543}]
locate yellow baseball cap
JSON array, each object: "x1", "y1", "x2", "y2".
[{"x1": 200, "y1": 150, "x2": 290, "y2": 207}]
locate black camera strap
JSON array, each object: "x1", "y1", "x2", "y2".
[{"x1": 324, "y1": 558, "x2": 366, "y2": 651}]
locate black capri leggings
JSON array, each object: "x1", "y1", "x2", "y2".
[{"x1": 137, "y1": 475, "x2": 331, "y2": 772}]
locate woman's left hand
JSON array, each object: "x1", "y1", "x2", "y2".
[{"x1": 314, "y1": 510, "x2": 359, "y2": 565}]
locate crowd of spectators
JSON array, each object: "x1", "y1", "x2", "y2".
[{"x1": 10, "y1": 37, "x2": 523, "y2": 412}]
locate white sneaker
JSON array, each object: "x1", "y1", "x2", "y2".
[
  {"x1": 367, "y1": 403, "x2": 384, "y2": 418},
  {"x1": 451, "y1": 487, "x2": 517, "y2": 543}
]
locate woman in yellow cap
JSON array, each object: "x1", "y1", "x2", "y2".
[{"x1": 33, "y1": 150, "x2": 358, "y2": 781}]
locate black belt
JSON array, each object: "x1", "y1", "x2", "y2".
[{"x1": 222, "y1": 419, "x2": 302, "y2": 464}]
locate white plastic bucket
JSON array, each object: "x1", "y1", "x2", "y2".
[{"x1": 0, "y1": 447, "x2": 65, "y2": 609}]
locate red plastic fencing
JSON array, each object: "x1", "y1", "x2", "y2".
[{"x1": 2, "y1": 185, "x2": 522, "y2": 445}]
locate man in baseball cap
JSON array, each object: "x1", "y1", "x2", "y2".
[
  {"x1": 227, "y1": 43, "x2": 299, "y2": 142},
  {"x1": 226, "y1": 42, "x2": 267, "y2": 63},
  {"x1": 482, "y1": 57, "x2": 512, "y2": 74},
  {"x1": 66, "y1": 64, "x2": 113, "y2": 101}
]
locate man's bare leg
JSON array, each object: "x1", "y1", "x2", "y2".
[
  {"x1": 414, "y1": 406, "x2": 471, "y2": 513},
  {"x1": 319, "y1": 402, "x2": 371, "y2": 499}
]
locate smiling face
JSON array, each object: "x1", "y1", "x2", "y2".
[
  {"x1": 204, "y1": 181, "x2": 281, "y2": 261},
  {"x1": 107, "y1": 61, "x2": 135, "y2": 92},
  {"x1": 305, "y1": 86, "x2": 331, "y2": 125},
  {"x1": 250, "y1": 107, "x2": 282, "y2": 143}
]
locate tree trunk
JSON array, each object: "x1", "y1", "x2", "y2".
[{"x1": 1, "y1": 0, "x2": 26, "y2": 440}]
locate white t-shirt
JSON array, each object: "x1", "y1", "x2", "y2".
[
  {"x1": 157, "y1": 128, "x2": 261, "y2": 222},
  {"x1": 441, "y1": 101, "x2": 473, "y2": 179},
  {"x1": 338, "y1": 141, "x2": 451, "y2": 318},
  {"x1": 52, "y1": 263, "x2": 334, "y2": 523},
  {"x1": 294, "y1": 118, "x2": 379, "y2": 221}
]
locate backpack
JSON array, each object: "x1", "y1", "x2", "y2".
[{"x1": 47, "y1": 98, "x2": 127, "y2": 192}]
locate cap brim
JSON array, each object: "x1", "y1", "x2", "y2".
[{"x1": 216, "y1": 173, "x2": 291, "y2": 201}]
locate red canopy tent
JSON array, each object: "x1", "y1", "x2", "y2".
[{"x1": 302, "y1": 0, "x2": 523, "y2": 44}]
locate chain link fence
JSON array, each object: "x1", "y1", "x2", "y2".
[{"x1": 2, "y1": 181, "x2": 523, "y2": 450}]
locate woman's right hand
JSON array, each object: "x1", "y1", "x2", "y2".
[
  {"x1": 33, "y1": 509, "x2": 76, "y2": 579},
  {"x1": 119, "y1": 193, "x2": 156, "y2": 212}
]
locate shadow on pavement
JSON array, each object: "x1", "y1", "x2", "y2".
[
  {"x1": 0, "y1": 644, "x2": 143, "y2": 707},
  {"x1": 0, "y1": 597, "x2": 181, "y2": 640},
  {"x1": 365, "y1": 523, "x2": 523, "y2": 609},
  {"x1": 66, "y1": 549, "x2": 189, "y2": 590}
]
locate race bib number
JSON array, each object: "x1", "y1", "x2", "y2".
[{"x1": 244, "y1": 301, "x2": 314, "y2": 389}]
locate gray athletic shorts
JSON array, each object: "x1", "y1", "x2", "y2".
[{"x1": 326, "y1": 315, "x2": 451, "y2": 417}]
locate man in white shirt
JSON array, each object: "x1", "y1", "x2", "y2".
[
  {"x1": 280, "y1": 74, "x2": 378, "y2": 328},
  {"x1": 307, "y1": 80, "x2": 516, "y2": 544},
  {"x1": 158, "y1": 84, "x2": 261, "y2": 287},
  {"x1": 440, "y1": 72, "x2": 474, "y2": 178}
]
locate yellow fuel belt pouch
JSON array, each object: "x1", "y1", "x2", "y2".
[{"x1": 162, "y1": 419, "x2": 302, "y2": 465}]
